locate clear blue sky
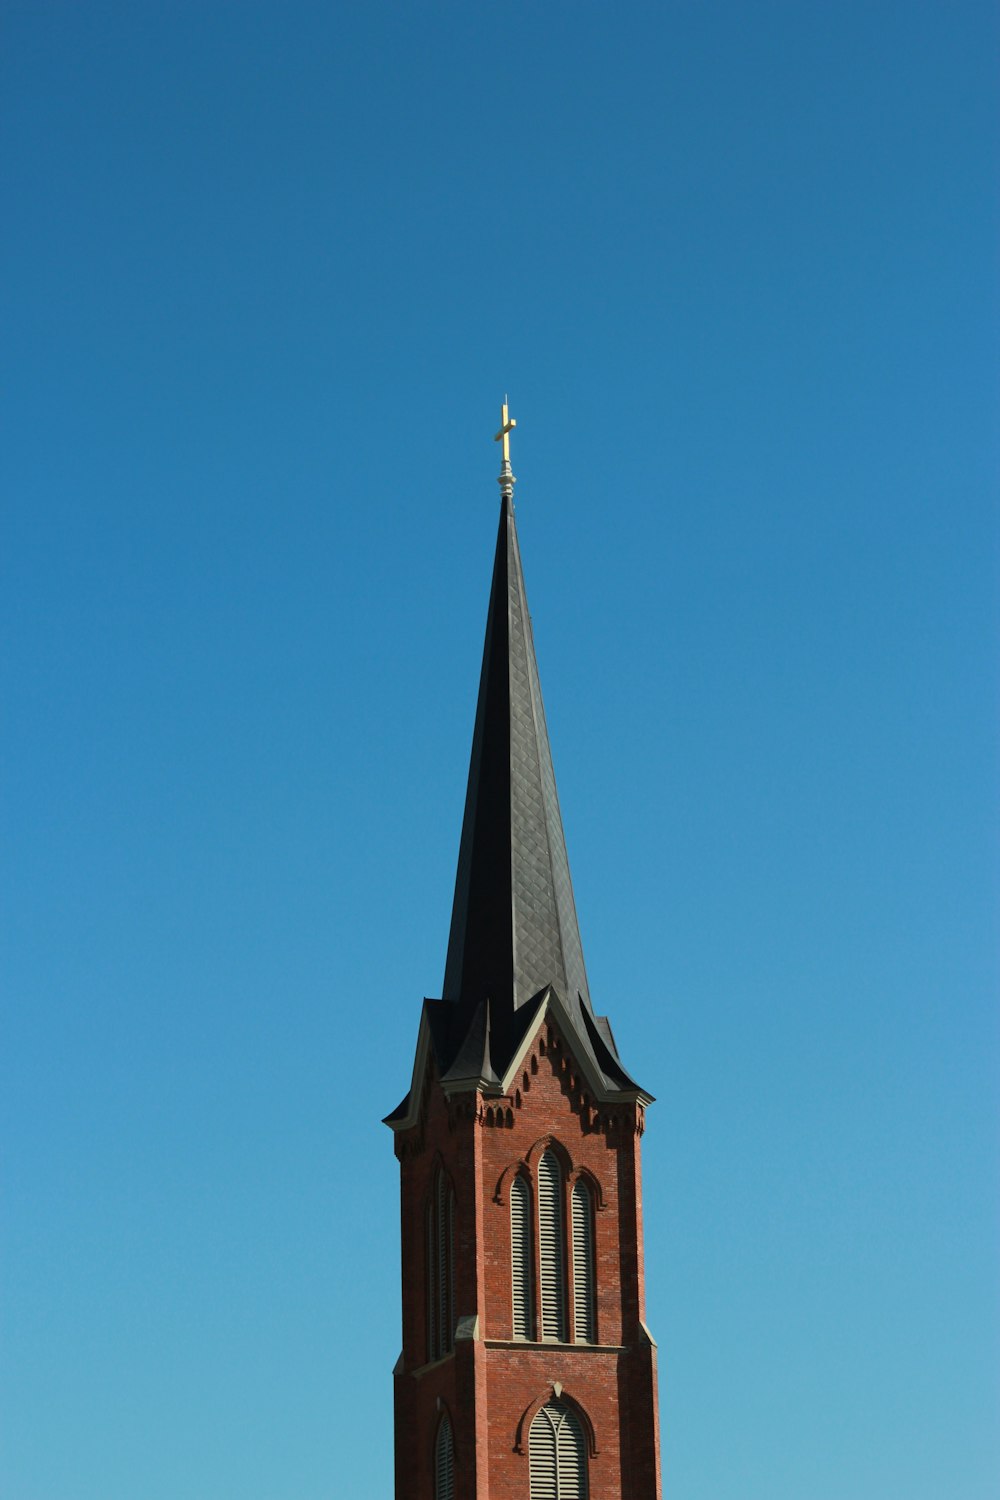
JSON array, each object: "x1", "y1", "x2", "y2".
[{"x1": 2, "y1": 4, "x2": 997, "y2": 1498}]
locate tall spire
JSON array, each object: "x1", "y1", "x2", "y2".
[
  {"x1": 384, "y1": 407, "x2": 647, "y2": 1128},
  {"x1": 442, "y1": 478, "x2": 593, "y2": 1070}
]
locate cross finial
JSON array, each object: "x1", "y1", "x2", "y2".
[{"x1": 494, "y1": 399, "x2": 516, "y2": 499}]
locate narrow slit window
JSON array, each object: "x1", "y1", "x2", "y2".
[
  {"x1": 571, "y1": 1180, "x2": 596, "y2": 1342},
  {"x1": 511, "y1": 1173, "x2": 534, "y2": 1339},
  {"x1": 434, "y1": 1412, "x2": 455, "y2": 1500},
  {"x1": 426, "y1": 1167, "x2": 455, "y2": 1361},
  {"x1": 538, "y1": 1150, "x2": 567, "y2": 1341}
]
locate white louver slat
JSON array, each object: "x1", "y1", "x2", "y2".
[
  {"x1": 529, "y1": 1400, "x2": 588, "y2": 1500},
  {"x1": 434, "y1": 1413, "x2": 455, "y2": 1500},
  {"x1": 511, "y1": 1174, "x2": 533, "y2": 1339},
  {"x1": 538, "y1": 1150, "x2": 567, "y2": 1340},
  {"x1": 571, "y1": 1181, "x2": 596, "y2": 1343}
]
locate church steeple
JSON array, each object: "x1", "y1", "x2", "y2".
[
  {"x1": 386, "y1": 410, "x2": 662, "y2": 1500},
  {"x1": 442, "y1": 491, "x2": 593, "y2": 1052}
]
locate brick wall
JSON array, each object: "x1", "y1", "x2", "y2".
[{"x1": 392, "y1": 1014, "x2": 662, "y2": 1500}]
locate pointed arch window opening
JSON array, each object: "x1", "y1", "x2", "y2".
[
  {"x1": 510, "y1": 1171, "x2": 535, "y2": 1339},
  {"x1": 434, "y1": 1412, "x2": 455, "y2": 1500},
  {"x1": 537, "y1": 1149, "x2": 568, "y2": 1341},
  {"x1": 511, "y1": 1149, "x2": 601, "y2": 1346},
  {"x1": 571, "y1": 1179, "x2": 596, "y2": 1343},
  {"x1": 528, "y1": 1398, "x2": 589, "y2": 1500},
  {"x1": 426, "y1": 1167, "x2": 455, "y2": 1362}
]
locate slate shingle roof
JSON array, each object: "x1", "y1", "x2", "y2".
[{"x1": 386, "y1": 493, "x2": 646, "y2": 1124}]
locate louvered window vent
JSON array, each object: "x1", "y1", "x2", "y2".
[
  {"x1": 511, "y1": 1173, "x2": 535, "y2": 1338},
  {"x1": 529, "y1": 1399, "x2": 588, "y2": 1500},
  {"x1": 538, "y1": 1150, "x2": 568, "y2": 1341},
  {"x1": 571, "y1": 1180, "x2": 596, "y2": 1342},
  {"x1": 426, "y1": 1168, "x2": 455, "y2": 1362},
  {"x1": 434, "y1": 1412, "x2": 455, "y2": 1500}
]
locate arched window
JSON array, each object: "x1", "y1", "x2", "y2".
[
  {"x1": 571, "y1": 1180, "x2": 596, "y2": 1343},
  {"x1": 434, "y1": 1412, "x2": 455, "y2": 1500},
  {"x1": 511, "y1": 1172, "x2": 534, "y2": 1339},
  {"x1": 538, "y1": 1149, "x2": 567, "y2": 1341},
  {"x1": 426, "y1": 1166, "x2": 455, "y2": 1361},
  {"x1": 529, "y1": 1399, "x2": 588, "y2": 1500}
]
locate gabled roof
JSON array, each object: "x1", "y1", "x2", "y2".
[{"x1": 384, "y1": 987, "x2": 652, "y2": 1133}]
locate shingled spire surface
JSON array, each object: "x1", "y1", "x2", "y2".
[
  {"x1": 442, "y1": 493, "x2": 595, "y2": 1068},
  {"x1": 384, "y1": 486, "x2": 648, "y2": 1129}
]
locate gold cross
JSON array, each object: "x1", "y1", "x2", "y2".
[{"x1": 494, "y1": 400, "x2": 516, "y2": 465}]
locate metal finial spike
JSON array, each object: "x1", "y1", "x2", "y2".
[{"x1": 494, "y1": 400, "x2": 517, "y2": 500}]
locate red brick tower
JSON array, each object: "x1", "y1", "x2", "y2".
[{"x1": 386, "y1": 413, "x2": 661, "y2": 1500}]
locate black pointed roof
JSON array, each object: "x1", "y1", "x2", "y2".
[
  {"x1": 439, "y1": 494, "x2": 642, "y2": 1093},
  {"x1": 443, "y1": 494, "x2": 592, "y2": 1034},
  {"x1": 384, "y1": 489, "x2": 648, "y2": 1130}
]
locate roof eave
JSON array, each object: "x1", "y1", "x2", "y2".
[{"x1": 382, "y1": 1006, "x2": 433, "y2": 1132}]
